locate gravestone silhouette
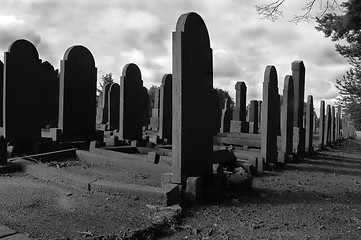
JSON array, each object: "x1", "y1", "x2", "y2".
[
  {"x1": 0, "y1": 60, "x2": 3, "y2": 127},
  {"x1": 261, "y1": 66, "x2": 279, "y2": 164},
  {"x1": 118, "y1": 63, "x2": 143, "y2": 141},
  {"x1": 220, "y1": 98, "x2": 232, "y2": 133},
  {"x1": 108, "y1": 83, "x2": 120, "y2": 131},
  {"x1": 4, "y1": 39, "x2": 42, "y2": 144},
  {"x1": 159, "y1": 74, "x2": 172, "y2": 142},
  {"x1": 40, "y1": 61, "x2": 59, "y2": 129},
  {"x1": 101, "y1": 83, "x2": 112, "y2": 124},
  {"x1": 319, "y1": 100, "x2": 325, "y2": 148},
  {"x1": 141, "y1": 86, "x2": 150, "y2": 128},
  {"x1": 172, "y1": 12, "x2": 213, "y2": 183},
  {"x1": 58, "y1": 45, "x2": 97, "y2": 141},
  {"x1": 281, "y1": 75, "x2": 294, "y2": 161},
  {"x1": 305, "y1": 95, "x2": 313, "y2": 152}
]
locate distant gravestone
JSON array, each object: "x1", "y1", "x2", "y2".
[
  {"x1": 150, "y1": 87, "x2": 160, "y2": 130},
  {"x1": 335, "y1": 106, "x2": 341, "y2": 140},
  {"x1": 58, "y1": 45, "x2": 97, "y2": 141},
  {"x1": 40, "y1": 61, "x2": 59, "y2": 129},
  {"x1": 4, "y1": 39, "x2": 42, "y2": 144},
  {"x1": 233, "y1": 82, "x2": 247, "y2": 121},
  {"x1": 108, "y1": 83, "x2": 120, "y2": 131},
  {"x1": 261, "y1": 66, "x2": 279, "y2": 164},
  {"x1": 118, "y1": 63, "x2": 143, "y2": 141},
  {"x1": 331, "y1": 106, "x2": 335, "y2": 143},
  {"x1": 159, "y1": 74, "x2": 172, "y2": 142},
  {"x1": 141, "y1": 86, "x2": 150, "y2": 128},
  {"x1": 292, "y1": 60, "x2": 306, "y2": 155},
  {"x1": 248, "y1": 100, "x2": 259, "y2": 134},
  {"x1": 172, "y1": 12, "x2": 213, "y2": 183},
  {"x1": 319, "y1": 101, "x2": 325, "y2": 148},
  {"x1": 281, "y1": 75, "x2": 294, "y2": 162},
  {"x1": 324, "y1": 105, "x2": 331, "y2": 146},
  {"x1": 101, "y1": 83, "x2": 112, "y2": 124},
  {"x1": 305, "y1": 95, "x2": 313, "y2": 153},
  {"x1": 220, "y1": 98, "x2": 232, "y2": 133},
  {"x1": 0, "y1": 60, "x2": 3, "y2": 127}
]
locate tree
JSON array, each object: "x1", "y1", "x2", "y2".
[
  {"x1": 315, "y1": 0, "x2": 361, "y2": 129},
  {"x1": 255, "y1": 0, "x2": 343, "y2": 22},
  {"x1": 97, "y1": 73, "x2": 114, "y2": 107},
  {"x1": 148, "y1": 85, "x2": 158, "y2": 109},
  {"x1": 214, "y1": 88, "x2": 235, "y2": 110}
]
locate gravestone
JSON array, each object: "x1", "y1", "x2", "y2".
[
  {"x1": 108, "y1": 83, "x2": 120, "y2": 131},
  {"x1": 172, "y1": 12, "x2": 213, "y2": 183},
  {"x1": 331, "y1": 106, "x2": 335, "y2": 143},
  {"x1": 58, "y1": 45, "x2": 97, "y2": 141},
  {"x1": 150, "y1": 88, "x2": 160, "y2": 130},
  {"x1": 335, "y1": 106, "x2": 341, "y2": 140},
  {"x1": 0, "y1": 60, "x2": 3, "y2": 127},
  {"x1": 292, "y1": 60, "x2": 306, "y2": 155},
  {"x1": 40, "y1": 61, "x2": 59, "y2": 129},
  {"x1": 118, "y1": 63, "x2": 143, "y2": 141},
  {"x1": 281, "y1": 75, "x2": 294, "y2": 162},
  {"x1": 142, "y1": 86, "x2": 150, "y2": 128},
  {"x1": 233, "y1": 82, "x2": 247, "y2": 121},
  {"x1": 4, "y1": 39, "x2": 42, "y2": 144},
  {"x1": 261, "y1": 66, "x2": 279, "y2": 164},
  {"x1": 305, "y1": 95, "x2": 313, "y2": 153},
  {"x1": 313, "y1": 115, "x2": 317, "y2": 133},
  {"x1": 258, "y1": 101, "x2": 262, "y2": 128},
  {"x1": 249, "y1": 100, "x2": 259, "y2": 134},
  {"x1": 324, "y1": 104, "x2": 331, "y2": 146},
  {"x1": 159, "y1": 74, "x2": 172, "y2": 142},
  {"x1": 101, "y1": 83, "x2": 112, "y2": 124},
  {"x1": 319, "y1": 101, "x2": 325, "y2": 148},
  {"x1": 220, "y1": 98, "x2": 232, "y2": 133}
]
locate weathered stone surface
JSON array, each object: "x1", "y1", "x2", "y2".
[
  {"x1": 58, "y1": 45, "x2": 97, "y2": 141},
  {"x1": 212, "y1": 89, "x2": 222, "y2": 135},
  {"x1": 220, "y1": 98, "x2": 232, "y2": 133},
  {"x1": 292, "y1": 60, "x2": 306, "y2": 155},
  {"x1": 142, "y1": 86, "x2": 151, "y2": 128},
  {"x1": 331, "y1": 106, "x2": 335, "y2": 143},
  {"x1": 159, "y1": 74, "x2": 172, "y2": 142},
  {"x1": 324, "y1": 104, "x2": 331, "y2": 146},
  {"x1": 185, "y1": 176, "x2": 203, "y2": 204},
  {"x1": 0, "y1": 136, "x2": 7, "y2": 165},
  {"x1": 172, "y1": 12, "x2": 213, "y2": 183},
  {"x1": 40, "y1": 61, "x2": 59, "y2": 129},
  {"x1": 305, "y1": 95, "x2": 313, "y2": 152},
  {"x1": 233, "y1": 82, "x2": 247, "y2": 121},
  {"x1": 150, "y1": 88, "x2": 160, "y2": 130},
  {"x1": 319, "y1": 100, "x2": 325, "y2": 147},
  {"x1": 230, "y1": 120, "x2": 249, "y2": 133},
  {"x1": 336, "y1": 105, "x2": 341, "y2": 140},
  {"x1": 281, "y1": 75, "x2": 294, "y2": 161},
  {"x1": 108, "y1": 83, "x2": 120, "y2": 131},
  {"x1": 119, "y1": 63, "x2": 144, "y2": 141},
  {"x1": 261, "y1": 66, "x2": 279, "y2": 164},
  {"x1": 4, "y1": 39, "x2": 42, "y2": 144}
]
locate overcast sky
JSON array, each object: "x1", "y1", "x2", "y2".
[{"x1": 0, "y1": 0, "x2": 350, "y2": 113}]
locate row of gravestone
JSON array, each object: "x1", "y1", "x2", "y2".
[{"x1": 0, "y1": 12, "x2": 356, "y2": 185}]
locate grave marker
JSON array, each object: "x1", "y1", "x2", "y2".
[
  {"x1": 108, "y1": 83, "x2": 120, "y2": 131},
  {"x1": 324, "y1": 104, "x2": 331, "y2": 146},
  {"x1": 281, "y1": 75, "x2": 294, "y2": 161},
  {"x1": 220, "y1": 98, "x2": 232, "y2": 133},
  {"x1": 172, "y1": 12, "x2": 213, "y2": 183},
  {"x1": 58, "y1": 45, "x2": 97, "y2": 141},
  {"x1": 261, "y1": 66, "x2": 279, "y2": 164},
  {"x1": 0, "y1": 60, "x2": 3, "y2": 127},
  {"x1": 4, "y1": 39, "x2": 42, "y2": 144},
  {"x1": 319, "y1": 101, "x2": 325, "y2": 148},
  {"x1": 101, "y1": 83, "x2": 112, "y2": 124},
  {"x1": 249, "y1": 100, "x2": 259, "y2": 134},
  {"x1": 159, "y1": 74, "x2": 172, "y2": 142},
  {"x1": 118, "y1": 63, "x2": 143, "y2": 141},
  {"x1": 331, "y1": 106, "x2": 335, "y2": 143},
  {"x1": 142, "y1": 86, "x2": 151, "y2": 128},
  {"x1": 305, "y1": 95, "x2": 313, "y2": 152}
]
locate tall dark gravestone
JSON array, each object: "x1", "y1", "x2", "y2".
[
  {"x1": 58, "y1": 45, "x2": 97, "y2": 141},
  {"x1": 233, "y1": 82, "x2": 247, "y2": 121},
  {"x1": 4, "y1": 39, "x2": 42, "y2": 144},
  {"x1": 319, "y1": 100, "x2": 325, "y2": 148},
  {"x1": 220, "y1": 98, "x2": 232, "y2": 133},
  {"x1": 172, "y1": 12, "x2": 213, "y2": 183},
  {"x1": 249, "y1": 100, "x2": 259, "y2": 134},
  {"x1": 159, "y1": 74, "x2": 172, "y2": 142},
  {"x1": 142, "y1": 87, "x2": 150, "y2": 128},
  {"x1": 331, "y1": 106, "x2": 335, "y2": 143},
  {"x1": 40, "y1": 61, "x2": 59, "y2": 129},
  {"x1": 211, "y1": 89, "x2": 221, "y2": 135},
  {"x1": 101, "y1": 83, "x2": 112, "y2": 124},
  {"x1": 305, "y1": 95, "x2": 313, "y2": 153},
  {"x1": 118, "y1": 63, "x2": 143, "y2": 141},
  {"x1": 0, "y1": 60, "x2": 3, "y2": 127},
  {"x1": 281, "y1": 75, "x2": 294, "y2": 162},
  {"x1": 108, "y1": 83, "x2": 120, "y2": 131},
  {"x1": 292, "y1": 60, "x2": 306, "y2": 155},
  {"x1": 261, "y1": 66, "x2": 279, "y2": 164},
  {"x1": 325, "y1": 104, "x2": 331, "y2": 146}
]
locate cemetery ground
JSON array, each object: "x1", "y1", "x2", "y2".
[{"x1": 0, "y1": 138, "x2": 359, "y2": 239}]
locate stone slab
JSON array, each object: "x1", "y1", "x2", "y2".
[
  {"x1": 0, "y1": 225, "x2": 17, "y2": 238},
  {"x1": 2, "y1": 233, "x2": 33, "y2": 240}
]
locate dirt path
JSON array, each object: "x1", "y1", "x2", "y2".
[{"x1": 162, "y1": 139, "x2": 361, "y2": 239}]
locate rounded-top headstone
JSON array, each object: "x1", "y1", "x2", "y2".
[
  {"x1": 8, "y1": 39, "x2": 39, "y2": 61},
  {"x1": 63, "y1": 45, "x2": 95, "y2": 66},
  {"x1": 122, "y1": 63, "x2": 141, "y2": 81}
]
